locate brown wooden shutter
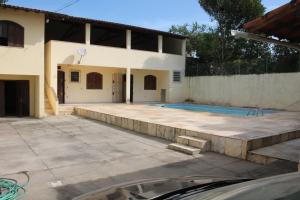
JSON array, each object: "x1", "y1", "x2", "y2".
[
  {"x1": 144, "y1": 75, "x2": 157, "y2": 90},
  {"x1": 7, "y1": 21, "x2": 24, "y2": 47},
  {"x1": 15, "y1": 25, "x2": 24, "y2": 47},
  {"x1": 0, "y1": 21, "x2": 8, "y2": 46},
  {"x1": 7, "y1": 22, "x2": 15, "y2": 47},
  {"x1": 87, "y1": 72, "x2": 102, "y2": 89},
  {"x1": 17, "y1": 80, "x2": 29, "y2": 117},
  {"x1": 0, "y1": 81, "x2": 5, "y2": 117},
  {"x1": 0, "y1": 22, "x2": 8, "y2": 37}
]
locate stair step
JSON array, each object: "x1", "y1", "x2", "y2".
[
  {"x1": 45, "y1": 104, "x2": 52, "y2": 108},
  {"x1": 45, "y1": 108, "x2": 54, "y2": 115},
  {"x1": 168, "y1": 143, "x2": 201, "y2": 155},
  {"x1": 177, "y1": 136, "x2": 210, "y2": 152},
  {"x1": 59, "y1": 108, "x2": 74, "y2": 115},
  {"x1": 59, "y1": 108, "x2": 74, "y2": 111},
  {"x1": 247, "y1": 138, "x2": 300, "y2": 167}
]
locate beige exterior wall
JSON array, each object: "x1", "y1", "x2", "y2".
[
  {"x1": 131, "y1": 69, "x2": 169, "y2": 102},
  {"x1": 186, "y1": 73, "x2": 300, "y2": 111},
  {"x1": 0, "y1": 8, "x2": 45, "y2": 117},
  {"x1": 60, "y1": 65, "x2": 124, "y2": 103},
  {"x1": 59, "y1": 66, "x2": 170, "y2": 103},
  {"x1": 46, "y1": 41, "x2": 185, "y2": 71},
  {"x1": 45, "y1": 40, "x2": 186, "y2": 104},
  {"x1": 169, "y1": 71, "x2": 187, "y2": 103},
  {"x1": 1, "y1": 7, "x2": 186, "y2": 117}
]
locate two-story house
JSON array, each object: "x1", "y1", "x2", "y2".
[{"x1": 0, "y1": 4, "x2": 187, "y2": 118}]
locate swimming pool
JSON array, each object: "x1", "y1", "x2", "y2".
[{"x1": 155, "y1": 103, "x2": 276, "y2": 116}]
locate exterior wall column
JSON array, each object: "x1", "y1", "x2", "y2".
[
  {"x1": 126, "y1": 30, "x2": 131, "y2": 49},
  {"x1": 35, "y1": 76, "x2": 44, "y2": 118},
  {"x1": 158, "y1": 35, "x2": 163, "y2": 53},
  {"x1": 85, "y1": 23, "x2": 91, "y2": 44},
  {"x1": 126, "y1": 67, "x2": 131, "y2": 104},
  {"x1": 182, "y1": 39, "x2": 187, "y2": 56}
]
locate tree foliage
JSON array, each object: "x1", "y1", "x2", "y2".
[
  {"x1": 170, "y1": 23, "x2": 218, "y2": 63},
  {"x1": 199, "y1": 0, "x2": 265, "y2": 33},
  {"x1": 199, "y1": 0, "x2": 266, "y2": 73},
  {"x1": 0, "y1": 0, "x2": 8, "y2": 4},
  {"x1": 170, "y1": 0, "x2": 299, "y2": 76}
]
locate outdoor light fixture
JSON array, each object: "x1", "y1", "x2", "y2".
[{"x1": 231, "y1": 30, "x2": 300, "y2": 51}]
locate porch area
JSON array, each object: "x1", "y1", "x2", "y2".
[
  {"x1": 46, "y1": 65, "x2": 170, "y2": 115},
  {"x1": 57, "y1": 65, "x2": 169, "y2": 104}
]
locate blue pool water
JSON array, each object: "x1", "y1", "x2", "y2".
[{"x1": 155, "y1": 103, "x2": 276, "y2": 116}]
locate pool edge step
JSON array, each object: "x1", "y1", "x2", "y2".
[
  {"x1": 176, "y1": 136, "x2": 210, "y2": 152},
  {"x1": 168, "y1": 143, "x2": 201, "y2": 155}
]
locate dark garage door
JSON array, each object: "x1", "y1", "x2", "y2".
[{"x1": 0, "y1": 80, "x2": 30, "y2": 117}]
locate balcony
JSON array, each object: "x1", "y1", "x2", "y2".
[{"x1": 45, "y1": 40, "x2": 185, "y2": 70}]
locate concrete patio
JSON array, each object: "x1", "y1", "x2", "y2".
[
  {"x1": 0, "y1": 115, "x2": 297, "y2": 200},
  {"x1": 73, "y1": 103, "x2": 300, "y2": 160}
]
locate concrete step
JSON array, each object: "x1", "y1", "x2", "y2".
[
  {"x1": 247, "y1": 138, "x2": 300, "y2": 168},
  {"x1": 59, "y1": 107, "x2": 75, "y2": 115},
  {"x1": 168, "y1": 143, "x2": 201, "y2": 155},
  {"x1": 45, "y1": 103, "x2": 52, "y2": 109},
  {"x1": 45, "y1": 108, "x2": 53, "y2": 113},
  {"x1": 45, "y1": 108, "x2": 54, "y2": 116},
  {"x1": 59, "y1": 110, "x2": 74, "y2": 115},
  {"x1": 177, "y1": 136, "x2": 210, "y2": 152},
  {"x1": 44, "y1": 97, "x2": 54, "y2": 115}
]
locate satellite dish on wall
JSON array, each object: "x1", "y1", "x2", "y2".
[
  {"x1": 77, "y1": 48, "x2": 87, "y2": 57},
  {"x1": 77, "y1": 48, "x2": 87, "y2": 64}
]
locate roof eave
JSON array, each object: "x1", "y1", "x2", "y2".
[
  {"x1": 0, "y1": 4, "x2": 188, "y2": 39},
  {"x1": 243, "y1": 0, "x2": 300, "y2": 31}
]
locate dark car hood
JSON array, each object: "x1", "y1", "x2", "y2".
[
  {"x1": 73, "y1": 176, "x2": 242, "y2": 200},
  {"x1": 182, "y1": 172, "x2": 300, "y2": 200}
]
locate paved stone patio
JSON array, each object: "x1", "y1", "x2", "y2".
[
  {"x1": 75, "y1": 104, "x2": 300, "y2": 140},
  {"x1": 0, "y1": 115, "x2": 297, "y2": 200},
  {"x1": 74, "y1": 104, "x2": 300, "y2": 159},
  {"x1": 250, "y1": 138, "x2": 300, "y2": 163}
]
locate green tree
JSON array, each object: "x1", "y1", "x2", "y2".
[
  {"x1": 271, "y1": 46, "x2": 300, "y2": 73},
  {"x1": 170, "y1": 22, "x2": 272, "y2": 75},
  {"x1": 198, "y1": 0, "x2": 266, "y2": 73},
  {"x1": 170, "y1": 23, "x2": 218, "y2": 63},
  {"x1": 170, "y1": 23, "x2": 222, "y2": 75},
  {"x1": 171, "y1": 0, "x2": 298, "y2": 75},
  {"x1": 199, "y1": 0, "x2": 265, "y2": 33}
]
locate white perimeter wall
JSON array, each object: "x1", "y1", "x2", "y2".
[{"x1": 186, "y1": 73, "x2": 300, "y2": 111}]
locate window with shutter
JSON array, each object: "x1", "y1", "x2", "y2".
[
  {"x1": 0, "y1": 21, "x2": 24, "y2": 47},
  {"x1": 144, "y1": 75, "x2": 157, "y2": 90},
  {"x1": 0, "y1": 22, "x2": 8, "y2": 46},
  {"x1": 87, "y1": 72, "x2": 103, "y2": 89}
]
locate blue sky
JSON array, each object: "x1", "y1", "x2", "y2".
[{"x1": 7, "y1": 0, "x2": 290, "y2": 31}]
